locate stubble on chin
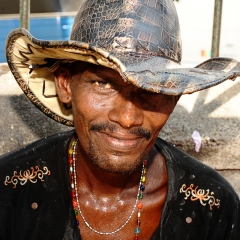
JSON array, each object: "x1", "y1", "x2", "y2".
[{"x1": 87, "y1": 141, "x2": 147, "y2": 174}]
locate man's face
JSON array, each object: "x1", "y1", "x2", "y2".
[{"x1": 57, "y1": 63, "x2": 178, "y2": 174}]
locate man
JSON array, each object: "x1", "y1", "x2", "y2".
[{"x1": 1, "y1": 0, "x2": 240, "y2": 239}]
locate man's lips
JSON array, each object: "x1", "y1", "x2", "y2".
[{"x1": 97, "y1": 132, "x2": 144, "y2": 151}]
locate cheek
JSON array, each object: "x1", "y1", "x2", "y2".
[
  {"x1": 71, "y1": 89, "x2": 111, "y2": 123},
  {"x1": 147, "y1": 112, "x2": 171, "y2": 132},
  {"x1": 145, "y1": 101, "x2": 176, "y2": 132},
  {"x1": 71, "y1": 91, "x2": 111, "y2": 148}
]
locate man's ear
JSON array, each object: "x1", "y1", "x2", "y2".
[{"x1": 54, "y1": 66, "x2": 72, "y2": 103}]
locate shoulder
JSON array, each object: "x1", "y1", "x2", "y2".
[
  {"x1": 0, "y1": 130, "x2": 74, "y2": 239},
  {"x1": 0, "y1": 130, "x2": 74, "y2": 190},
  {"x1": 155, "y1": 137, "x2": 240, "y2": 239},
  {"x1": 155, "y1": 137, "x2": 238, "y2": 199},
  {"x1": 0, "y1": 130, "x2": 74, "y2": 164}
]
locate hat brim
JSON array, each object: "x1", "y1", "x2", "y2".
[{"x1": 6, "y1": 28, "x2": 240, "y2": 126}]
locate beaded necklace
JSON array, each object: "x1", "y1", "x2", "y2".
[{"x1": 68, "y1": 137, "x2": 147, "y2": 239}]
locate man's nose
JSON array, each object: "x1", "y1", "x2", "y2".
[{"x1": 108, "y1": 95, "x2": 144, "y2": 129}]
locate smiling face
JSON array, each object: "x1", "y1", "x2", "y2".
[{"x1": 55, "y1": 62, "x2": 179, "y2": 174}]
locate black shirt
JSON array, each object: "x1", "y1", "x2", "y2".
[{"x1": 0, "y1": 130, "x2": 239, "y2": 239}]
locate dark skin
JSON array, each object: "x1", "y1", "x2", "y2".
[{"x1": 55, "y1": 63, "x2": 179, "y2": 239}]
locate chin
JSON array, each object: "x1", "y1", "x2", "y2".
[
  {"x1": 90, "y1": 153, "x2": 145, "y2": 174},
  {"x1": 87, "y1": 139, "x2": 148, "y2": 174}
]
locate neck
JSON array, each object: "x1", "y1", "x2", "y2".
[
  {"x1": 68, "y1": 136, "x2": 168, "y2": 239},
  {"x1": 75, "y1": 143, "x2": 143, "y2": 196}
]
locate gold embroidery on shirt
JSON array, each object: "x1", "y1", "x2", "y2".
[
  {"x1": 180, "y1": 184, "x2": 220, "y2": 210},
  {"x1": 4, "y1": 166, "x2": 51, "y2": 188}
]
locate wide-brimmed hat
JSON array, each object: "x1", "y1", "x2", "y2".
[{"x1": 5, "y1": 0, "x2": 240, "y2": 126}]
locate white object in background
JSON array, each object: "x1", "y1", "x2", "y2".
[{"x1": 191, "y1": 131, "x2": 202, "y2": 152}]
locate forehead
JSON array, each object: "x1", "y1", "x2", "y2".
[{"x1": 70, "y1": 61, "x2": 131, "y2": 86}]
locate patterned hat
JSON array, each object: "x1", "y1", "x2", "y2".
[{"x1": 5, "y1": 0, "x2": 240, "y2": 126}]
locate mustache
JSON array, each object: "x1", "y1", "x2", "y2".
[{"x1": 89, "y1": 122, "x2": 151, "y2": 140}]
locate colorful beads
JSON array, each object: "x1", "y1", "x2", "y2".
[
  {"x1": 72, "y1": 191, "x2": 76, "y2": 198},
  {"x1": 135, "y1": 227, "x2": 140, "y2": 234},
  {"x1": 143, "y1": 159, "x2": 147, "y2": 167},
  {"x1": 140, "y1": 184, "x2": 145, "y2": 191},
  {"x1": 73, "y1": 200, "x2": 77, "y2": 208},
  {"x1": 69, "y1": 139, "x2": 79, "y2": 229},
  {"x1": 134, "y1": 159, "x2": 147, "y2": 239},
  {"x1": 137, "y1": 220, "x2": 141, "y2": 226},
  {"x1": 137, "y1": 202, "x2": 142, "y2": 209},
  {"x1": 69, "y1": 137, "x2": 148, "y2": 238},
  {"x1": 74, "y1": 209, "x2": 78, "y2": 216}
]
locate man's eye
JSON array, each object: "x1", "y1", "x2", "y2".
[{"x1": 94, "y1": 81, "x2": 113, "y2": 89}]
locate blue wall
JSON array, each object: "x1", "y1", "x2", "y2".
[{"x1": 0, "y1": 16, "x2": 74, "y2": 62}]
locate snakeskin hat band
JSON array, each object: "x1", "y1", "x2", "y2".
[{"x1": 5, "y1": 0, "x2": 240, "y2": 126}]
